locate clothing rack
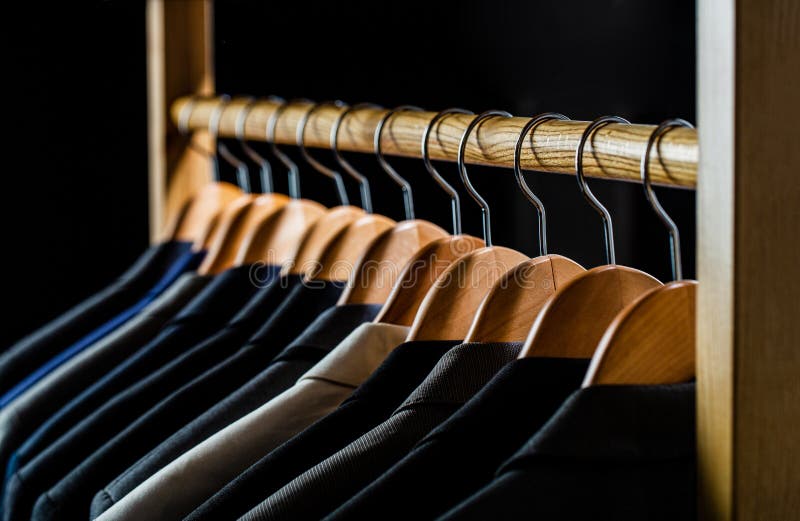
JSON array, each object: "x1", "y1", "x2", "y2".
[
  {"x1": 170, "y1": 97, "x2": 698, "y2": 188},
  {"x1": 146, "y1": 1, "x2": 800, "y2": 520}
]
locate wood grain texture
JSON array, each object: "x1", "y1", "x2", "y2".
[
  {"x1": 284, "y1": 206, "x2": 365, "y2": 276},
  {"x1": 171, "y1": 96, "x2": 698, "y2": 188},
  {"x1": 520, "y1": 265, "x2": 662, "y2": 358},
  {"x1": 339, "y1": 220, "x2": 448, "y2": 305},
  {"x1": 147, "y1": 0, "x2": 215, "y2": 242},
  {"x1": 375, "y1": 235, "x2": 485, "y2": 326},
  {"x1": 407, "y1": 246, "x2": 529, "y2": 341},
  {"x1": 698, "y1": 0, "x2": 800, "y2": 519},
  {"x1": 584, "y1": 281, "x2": 697, "y2": 386},
  {"x1": 310, "y1": 214, "x2": 396, "y2": 283},
  {"x1": 234, "y1": 199, "x2": 326, "y2": 267},
  {"x1": 464, "y1": 254, "x2": 586, "y2": 343}
]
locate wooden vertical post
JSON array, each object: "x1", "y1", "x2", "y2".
[
  {"x1": 146, "y1": 0, "x2": 215, "y2": 242},
  {"x1": 697, "y1": 0, "x2": 800, "y2": 519}
]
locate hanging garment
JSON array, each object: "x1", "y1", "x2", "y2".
[
  {"x1": 0, "y1": 272, "x2": 210, "y2": 507},
  {"x1": 0, "y1": 240, "x2": 192, "y2": 398},
  {"x1": 89, "y1": 281, "x2": 354, "y2": 517},
  {"x1": 0, "y1": 247, "x2": 204, "y2": 410},
  {"x1": 327, "y1": 357, "x2": 590, "y2": 520},
  {"x1": 42, "y1": 286, "x2": 375, "y2": 521},
  {"x1": 185, "y1": 339, "x2": 461, "y2": 521},
  {"x1": 2, "y1": 263, "x2": 275, "y2": 521},
  {"x1": 438, "y1": 383, "x2": 697, "y2": 521},
  {"x1": 238, "y1": 342, "x2": 522, "y2": 521},
  {"x1": 94, "y1": 321, "x2": 411, "y2": 521}
]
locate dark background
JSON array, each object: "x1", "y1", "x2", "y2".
[{"x1": 3, "y1": 0, "x2": 695, "y2": 347}]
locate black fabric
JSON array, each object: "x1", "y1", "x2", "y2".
[
  {"x1": 240, "y1": 342, "x2": 522, "y2": 521},
  {"x1": 439, "y1": 383, "x2": 697, "y2": 521},
  {"x1": 328, "y1": 357, "x2": 590, "y2": 520},
  {"x1": 0, "y1": 273, "x2": 210, "y2": 513},
  {"x1": 186, "y1": 340, "x2": 459, "y2": 521},
  {"x1": 89, "y1": 294, "x2": 371, "y2": 520},
  {"x1": 0, "y1": 240, "x2": 191, "y2": 397},
  {"x1": 3, "y1": 264, "x2": 269, "y2": 521},
  {"x1": 28, "y1": 275, "x2": 314, "y2": 521}
]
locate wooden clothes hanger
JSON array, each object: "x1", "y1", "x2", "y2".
[
  {"x1": 164, "y1": 95, "x2": 243, "y2": 245},
  {"x1": 407, "y1": 111, "x2": 531, "y2": 341},
  {"x1": 197, "y1": 97, "x2": 290, "y2": 275},
  {"x1": 519, "y1": 116, "x2": 663, "y2": 359},
  {"x1": 298, "y1": 103, "x2": 399, "y2": 282},
  {"x1": 583, "y1": 119, "x2": 698, "y2": 386},
  {"x1": 376, "y1": 108, "x2": 486, "y2": 326},
  {"x1": 234, "y1": 99, "x2": 380, "y2": 270},
  {"x1": 338, "y1": 106, "x2": 449, "y2": 305},
  {"x1": 465, "y1": 113, "x2": 586, "y2": 343}
]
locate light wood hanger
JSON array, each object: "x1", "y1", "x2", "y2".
[
  {"x1": 283, "y1": 205, "x2": 364, "y2": 276},
  {"x1": 338, "y1": 106, "x2": 449, "y2": 305},
  {"x1": 407, "y1": 111, "x2": 533, "y2": 341},
  {"x1": 520, "y1": 116, "x2": 663, "y2": 359},
  {"x1": 230, "y1": 98, "x2": 364, "y2": 269},
  {"x1": 376, "y1": 235, "x2": 484, "y2": 325},
  {"x1": 197, "y1": 98, "x2": 290, "y2": 275},
  {"x1": 282, "y1": 101, "x2": 389, "y2": 278},
  {"x1": 466, "y1": 114, "x2": 587, "y2": 342},
  {"x1": 376, "y1": 109, "x2": 485, "y2": 325},
  {"x1": 583, "y1": 119, "x2": 698, "y2": 386},
  {"x1": 166, "y1": 96, "x2": 243, "y2": 244},
  {"x1": 310, "y1": 213, "x2": 397, "y2": 283},
  {"x1": 583, "y1": 280, "x2": 696, "y2": 385}
]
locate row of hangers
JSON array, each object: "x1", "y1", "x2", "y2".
[{"x1": 168, "y1": 95, "x2": 696, "y2": 389}]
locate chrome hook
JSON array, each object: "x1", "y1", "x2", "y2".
[
  {"x1": 297, "y1": 101, "x2": 350, "y2": 205},
  {"x1": 265, "y1": 97, "x2": 301, "y2": 199},
  {"x1": 457, "y1": 110, "x2": 513, "y2": 247},
  {"x1": 331, "y1": 103, "x2": 382, "y2": 213},
  {"x1": 575, "y1": 115, "x2": 631, "y2": 264},
  {"x1": 374, "y1": 105, "x2": 425, "y2": 220},
  {"x1": 514, "y1": 112, "x2": 570, "y2": 256},
  {"x1": 641, "y1": 118, "x2": 694, "y2": 281},
  {"x1": 422, "y1": 108, "x2": 474, "y2": 235}
]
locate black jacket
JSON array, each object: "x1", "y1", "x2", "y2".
[
  {"x1": 185, "y1": 340, "x2": 459, "y2": 521},
  {"x1": 328, "y1": 357, "x2": 591, "y2": 520},
  {"x1": 239, "y1": 342, "x2": 522, "y2": 521},
  {"x1": 0, "y1": 240, "x2": 191, "y2": 397},
  {"x1": 89, "y1": 300, "x2": 375, "y2": 519},
  {"x1": 3, "y1": 264, "x2": 273, "y2": 521},
  {"x1": 439, "y1": 383, "x2": 697, "y2": 521}
]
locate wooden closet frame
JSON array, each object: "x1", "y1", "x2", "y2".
[{"x1": 145, "y1": 1, "x2": 799, "y2": 518}]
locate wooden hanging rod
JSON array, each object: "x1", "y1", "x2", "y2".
[{"x1": 171, "y1": 96, "x2": 698, "y2": 188}]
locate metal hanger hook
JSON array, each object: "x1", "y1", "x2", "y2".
[
  {"x1": 297, "y1": 101, "x2": 349, "y2": 206},
  {"x1": 642, "y1": 118, "x2": 693, "y2": 281},
  {"x1": 234, "y1": 97, "x2": 274, "y2": 194},
  {"x1": 422, "y1": 108, "x2": 474, "y2": 235},
  {"x1": 575, "y1": 115, "x2": 631, "y2": 264},
  {"x1": 331, "y1": 103, "x2": 383, "y2": 214},
  {"x1": 211, "y1": 95, "x2": 252, "y2": 193},
  {"x1": 458, "y1": 110, "x2": 513, "y2": 247},
  {"x1": 374, "y1": 105, "x2": 425, "y2": 220},
  {"x1": 265, "y1": 96, "x2": 301, "y2": 199},
  {"x1": 514, "y1": 112, "x2": 570, "y2": 256},
  {"x1": 177, "y1": 95, "x2": 229, "y2": 183}
]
